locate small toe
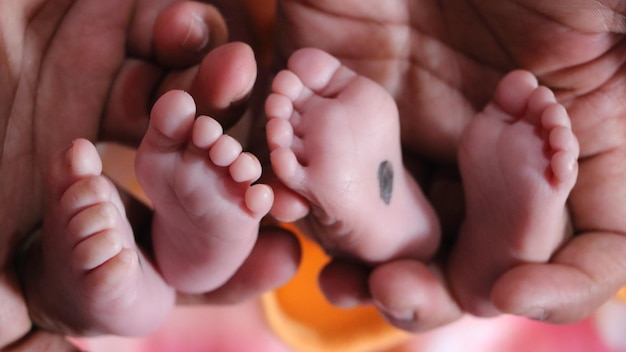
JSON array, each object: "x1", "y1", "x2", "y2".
[
  {"x1": 542, "y1": 104, "x2": 572, "y2": 129},
  {"x1": 266, "y1": 118, "x2": 295, "y2": 150},
  {"x1": 272, "y1": 70, "x2": 305, "y2": 101},
  {"x1": 83, "y1": 248, "x2": 140, "y2": 300},
  {"x1": 526, "y1": 86, "x2": 556, "y2": 124},
  {"x1": 192, "y1": 116, "x2": 223, "y2": 150},
  {"x1": 60, "y1": 176, "x2": 120, "y2": 218},
  {"x1": 245, "y1": 184, "x2": 274, "y2": 216},
  {"x1": 551, "y1": 150, "x2": 579, "y2": 183},
  {"x1": 270, "y1": 147, "x2": 303, "y2": 188},
  {"x1": 73, "y1": 229, "x2": 125, "y2": 270},
  {"x1": 229, "y1": 152, "x2": 262, "y2": 183},
  {"x1": 66, "y1": 203, "x2": 122, "y2": 242},
  {"x1": 209, "y1": 134, "x2": 243, "y2": 167},
  {"x1": 270, "y1": 184, "x2": 310, "y2": 222},
  {"x1": 265, "y1": 93, "x2": 294, "y2": 120},
  {"x1": 549, "y1": 126, "x2": 579, "y2": 155}
]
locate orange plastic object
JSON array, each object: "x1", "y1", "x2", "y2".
[
  {"x1": 616, "y1": 287, "x2": 626, "y2": 302},
  {"x1": 262, "y1": 223, "x2": 407, "y2": 352}
]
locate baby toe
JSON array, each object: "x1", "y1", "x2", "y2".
[
  {"x1": 73, "y1": 229, "x2": 125, "y2": 270},
  {"x1": 229, "y1": 152, "x2": 262, "y2": 183},
  {"x1": 266, "y1": 117, "x2": 295, "y2": 150},
  {"x1": 66, "y1": 202, "x2": 123, "y2": 243},
  {"x1": 59, "y1": 176, "x2": 114, "y2": 216},
  {"x1": 270, "y1": 147, "x2": 304, "y2": 188},
  {"x1": 542, "y1": 104, "x2": 572, "y2": 129},
  {"x1": 265, "y1": 93, "x2": 295, "y2": 120},
  {"x1": 551, "y1": 150, "x2": 579, "y2": 184},
  {"x1": 526, "y1": 86, "x2": 556, "y2": 124},
  {"x1": 244, "y1": 184, "x2": 274, "y2": 216},
  {"x1": 549, "y1": 125, "x2": 579, "y2": 155},
  {"x1": 83, "y1": 248, "x2": 140, "y2": 301},
  {"x1": 272, "y1": 70, "x2": 305, "y2": 101},
  {"x1": 192, "y1": 115, "x2": 223, "y2": 150},
  {"x1": 208, "y1": 134, "x2": 243, "y2": 167}
]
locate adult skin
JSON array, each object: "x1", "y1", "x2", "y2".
[{"x1": 1, "y1": 0, "x2": 299, "y2": 348}]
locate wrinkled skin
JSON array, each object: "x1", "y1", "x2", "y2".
[
  {"x1": 273, "y1": 0, "x2": 626, "y2": 331},
  {"x1": 1, "y1": 0, "x2": 299, "y2": 348}
]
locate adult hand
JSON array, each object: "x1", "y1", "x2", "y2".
[
  {"x1": 273, "y1": 0, "x2": 626, "y2": 331},
  {"x1": 1, "y1": 0, "x2": 298, "y2": 347}
]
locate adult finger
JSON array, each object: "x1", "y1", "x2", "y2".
[
  {"x1": 156, "y1": 42, "x2": 257, "y2": 129},
  {"x1": 102, "y1": 41, "x2": 257, "y2": 146},
  {"x1": 127, "y1": 1, "x2": 227, "y2": 65},
  {"x1": 180, "y1": 226, "x2": 301, "y2": 305},
  {"x1": 369, "y1": 260, "x2": 463, "y2": 332},
  {"x1": 4, "y1": 330, "x2": 82, "y2": 352},
  {"x1": 152, "y1": 2, "x2": 228, "y2": 66},
  {"x1": 492, "y1": 232, "x2": 626, "y2": 323},
  {"x1": 318, "y1": 259, "x2": 372, "y2": 308},
  {"x1": 0, "y1": 271, "x2": 31, "y2": 349},
  {"x1": 99, "y1": 59, "x2": 160, "y2": 146}
]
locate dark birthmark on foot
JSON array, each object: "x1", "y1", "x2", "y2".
[{"x1": 378, "y1": 160, "x2": 393, "y2": 205}]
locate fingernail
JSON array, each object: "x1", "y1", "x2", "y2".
[
  {"x1": 375, "y1": 301, "x2": 416, "y2": 322},
  {"x1": 333, "y1": 298, "x2": 361, "y2": 309},
  {"x1": 384, "y1": 309, "x2": 416, "y2": 323},
  {"x1": 521, "y1": 307, "x2": 548, "y2": 321},
  {"x1": 182, "y1": 14, "x2": 209, "y2": 52}
]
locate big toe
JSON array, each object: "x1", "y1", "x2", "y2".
[
  {"x1": 48, "y1": 139, "x2": 103, "y2": 200},
  {"x1": 287, "y1": 48, "x2": 359, "y2": 98},
  {"x1": 288, "y1": 48, "x2": 342, "y2": 91},
  {"x1": 493, "y1": 70, "x2": 539, "y2": 117},
  {"x1": 145, "y1": 90, "x2": 197, "y2": 150}
]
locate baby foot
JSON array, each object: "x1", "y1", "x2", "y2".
[
  {"x1": 449, "y1": 70, "x2": 580, "y2": 316},
  {"x1": 266, "y1": 48, "x2": 439, "y2": 263},
  {"x1": 22, "y1": 139, "x2": 175, "y2": 336},
  {"x1": 136, "y1": 90, "x2": 273, "y2": 294}
]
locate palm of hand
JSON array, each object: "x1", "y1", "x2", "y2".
[
  {"x1": 280, "y1": 0, "x2": 624, "y2": 159},
  {"x1": 0, "y1": 1, "x2": 154, "y2": 346},
  {"x1": 276, "y1": 0, "x2": 626, "y2": 324},
  {"x1": 2, "y1": 0, "x2": 141, "y2": 264},
  {"x1": 0, "y1": 0, "x2": 245, "y2": 346}
]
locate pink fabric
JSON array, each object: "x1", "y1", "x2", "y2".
[
  {"x1": 76, "y1": 301, "x2": 290, "y2": 352},
  {"x1": 75, "y1": 299, "x2": 620, "y2": 352}
]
